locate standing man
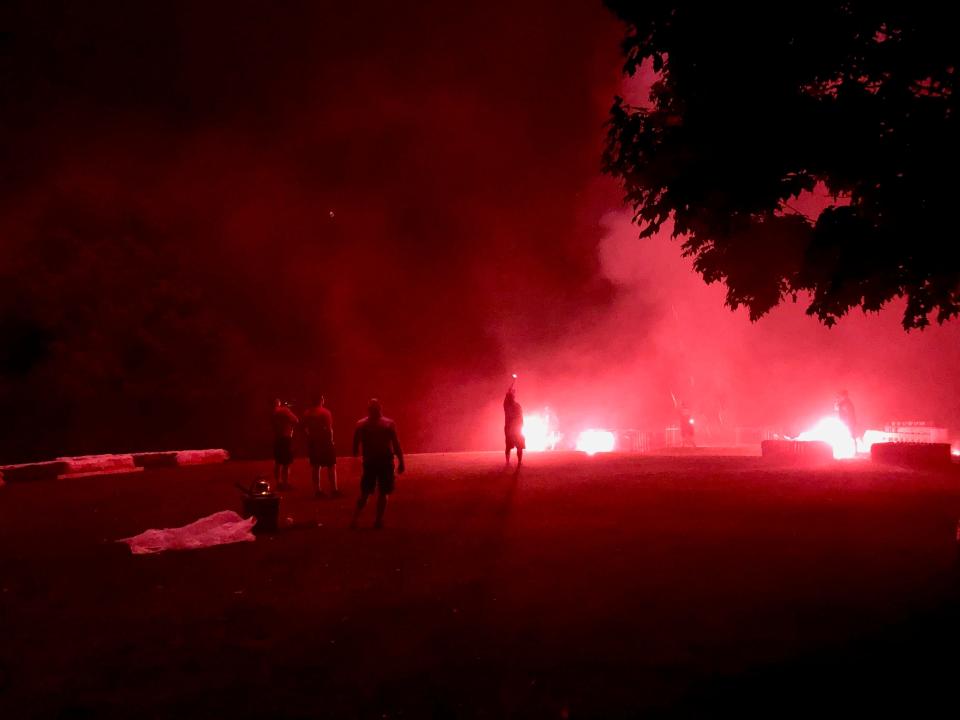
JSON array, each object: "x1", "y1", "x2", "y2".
[
  {"x1": 272, "y1": 398, "x2": 299, "y2": 490},
  {"x1": 351, "y1": 399, "x2": 404, "y2": 529},
  {"x1": 836, "y1": 390, "x2": 858, "y2": 439},
  {"x1": 302, "y1": 393, "x2": 339, "y2": 498},
  {"x1": 504, "y1": 388, "x2": 525, "y2": 467}
]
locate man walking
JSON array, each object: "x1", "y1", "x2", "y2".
[{"x1": 351, "y1": 399, "x2": 404, "y2": 529}]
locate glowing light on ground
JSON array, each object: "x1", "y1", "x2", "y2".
[
  {"x1": 522, "y1": 413, "x2": 559, "y2": 452},
  {"x1": 859, "y1": 429, "x2": 897, "y2": 454},
  {"x1": 796, "y1": 416, "x2": 856, "y2": 459},
  {"x1": 953, "y1": 447, "x2": 960, "y2": 458},
  {"x1": 576, "y1": 429, "x2": 616, "y2": 456}
]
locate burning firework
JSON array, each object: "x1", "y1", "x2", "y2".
[
  {"x1": 576, "y1": 429, "x2": 616, "y2": 456},
  {"x1": 796, "y1": 416, "x2": 856, "y2": 459},
  {"x1": 522, "y1": 413, "x2": 560, "y2": 452}
]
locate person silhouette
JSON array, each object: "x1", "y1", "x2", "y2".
[
  {"x1": 350, "y1": 399, "x2": 404, "y2": 529},
  {"x1": 272, "y1": 398, "x2": 298, "y2": 489},
  {"x1": 835, "y1": 390, "x2": 858, "y2": 438},
  {"x1": 504, "y1": 388, "x2": 525, "y2": 467},
  {"x1": 302, "y1": 393, "x2": 339, "y2": 498}
]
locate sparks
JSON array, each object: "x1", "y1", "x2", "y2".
[
  {"x1": 522, "y1": 413, "x2": 559, "y2": 452},
  {"x1": 796, "y1": 416, "x2": 856, "y2": 459},
  {"x1": 576, "y1": 429, "x2": 616, "y2": 456}
]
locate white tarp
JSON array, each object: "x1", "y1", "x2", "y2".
[
  {"x1": 119, "y1": 510, "x2": 255, "y2": 554},
  {"x1": 175, "y1": 449, "x2": 230, "y2": 465},
  {"x1": 56, "y1": 454, "x2": 136, "y2": 474}
]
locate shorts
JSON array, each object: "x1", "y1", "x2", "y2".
[
  {"x1": 308, "y1": 440, "x2": 336, "y2": 468},
  {"x1": 273, "y1": 436, "x2": 294, "y2": 466},
  {"x1": 505, "y1": 430, "x2": 525, "y2": 451},
  {"x1": 360, "y1": 459, "x2": 395, "y2": 495}
]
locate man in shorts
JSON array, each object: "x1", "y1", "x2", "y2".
[
  {"x1": 272, "y1": 398, "x2": 299, "y2": 490},
  {"x1": 504, "y1": 388, "x2": 525, "y2": 467},
  {"x1": 302, "y1": 393, "x2": 339, "y2": 498},
  {"x1": 350, "y1": 398, "x2": 405, "y2": 529}
]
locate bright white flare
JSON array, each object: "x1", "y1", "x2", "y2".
[
  {"x1": 576, "y1": 429, "x2": 616, "y2": 456},
  {"x1": 522, "y1": 413, "x2": 559, "y2": 452},
  {"x1": 859, "y1": 429, "x2": 897, "y2": 454},
  {"x1": 797, "y1": 416, "x2": 856, "y2": 459}
]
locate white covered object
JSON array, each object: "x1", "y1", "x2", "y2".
[
  {"x1": 175, "y1": 449, "x2": 230, "y2": 465},
  {"x1": 56, "y1": 454, "x2": 136, "y2": 473},
  {"x1": 119, "y1": 510, "x2": 255, "y2": 554}
]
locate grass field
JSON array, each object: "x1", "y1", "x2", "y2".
[{"x1": 2, "y1": 450, "x2": 959, "y2": 718}]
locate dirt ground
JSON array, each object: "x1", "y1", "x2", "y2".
[{"x1": 2, "y1": 450, "x2": 959, "y2": 719}]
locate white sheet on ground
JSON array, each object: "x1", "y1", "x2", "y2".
[
  {"x1": 56, "y1": 454, "x2": 136, "y2": 473},
  {"x1": 175, "y1": 449, "x2": 229, "y2": 465},
  {"x1": 120, "y1": 510, "x2": 255, "y2": 554}
]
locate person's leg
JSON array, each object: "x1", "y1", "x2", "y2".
[
  {"x1": 280, "y1": 462, "x2": 291, "y2": 488},
  {"x1": 352, "y1": 466, "x2": 374, "y2": 527},
  {"x1": 505, "y1": 445, "x2": 512, "y2": 465},
  {"x1": 517, "y1": 447, "x2": 523, "y2": 466},
  {"x1": 327, "y1": 466, "x2": 339, "y2": 495},
  {"x1": 373, "y1": 466, "x2": 394, "y2": 528},
  {"x1": 374, "y1": 492, "x2": 388, "y2": 529},
  {"x1": 273, "y1": 462, "x2": 280, "y2": 483},
  {"x1": 311, "y1": 464, "x2": 322, "y2": 495},
  {"x1": 351, "y1": 492, "x2": 369, "y2": 528}
]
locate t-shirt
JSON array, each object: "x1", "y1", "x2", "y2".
[
  {"x1": 272, "y1": 406, "x2": 298, "y2": 438},
  {"x1": 302, "y1": 406, "x2": 333, "y2": 445},
  {"x1": 353, "y1": 416, "x2": 403, "y2": 462},
  {"x1": 504, "y1": 398, "x2": 523, "y2": 434}
]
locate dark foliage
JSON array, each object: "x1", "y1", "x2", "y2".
[{"x1": 603, "y1": 2, "x2": 958, "y2": 329}]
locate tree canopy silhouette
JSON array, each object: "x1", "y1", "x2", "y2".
[{"x1": 603, "y1": 3, "x2": 958, "y2": 329}]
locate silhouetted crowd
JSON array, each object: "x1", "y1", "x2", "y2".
[{"x1": 271, "y1": 396, "x2": 404, "y2": 529}]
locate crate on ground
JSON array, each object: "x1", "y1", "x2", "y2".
[
  {"x1": 761, "y1": 439, "x2": 834, "y2": 464},
  {"x1": 882, "y1": 422, "x2": 948, "y2": 444},
  {"x1": 870, "y1": 442, "x2": 951, "y2": 469}
]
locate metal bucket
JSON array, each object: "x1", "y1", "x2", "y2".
[{"x1": 242, "y1": 494, "x2": 280, "y2": 533}]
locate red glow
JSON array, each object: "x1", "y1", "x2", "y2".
[
  {"x1": 859, "y1": 429, "x2": 895, "y2": 454},
  {"x1": 522, "y1": 413, "x2": 559, "y2": 452},
  {"x1": 796, "y1": 416, "x2": 856, "y2": 459},
  {"x1": 576, "y1": 429, "x2": 616, "y2": 455}
]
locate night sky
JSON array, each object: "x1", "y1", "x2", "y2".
[{"x1": 2, "y1": 1, "x2": 958, "y2": 462}]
